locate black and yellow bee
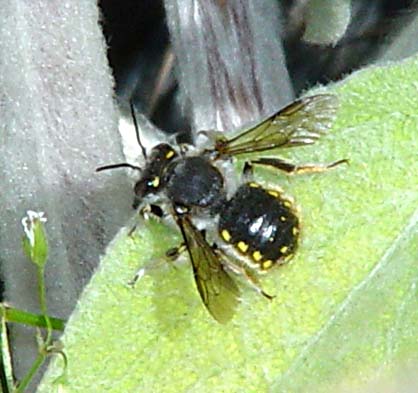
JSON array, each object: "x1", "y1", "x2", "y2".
[{"x1": 98, "y1": 94, "x2": 346, "y2": 323}]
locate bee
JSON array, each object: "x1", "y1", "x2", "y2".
[{"x1": 97, "y1": 94, "x2": 347, "y2": 323}]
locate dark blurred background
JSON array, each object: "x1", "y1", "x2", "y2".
[{"x1": 99, "y1": 0, "x2": 417, "y2": 137}]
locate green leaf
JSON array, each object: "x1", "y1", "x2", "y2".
[{"x1": 38, "y1": 55, "x2": 418, "y2": 392}]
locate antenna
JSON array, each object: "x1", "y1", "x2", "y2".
[
  {"x1": 95, "y1": 99, "x2": 147, "y2": 174},
  {"x1": 96, "y1": 163, "x2": 142, "y2": 173},
  {"x1": 129, "y1": 99, "x2": 147, "y2": 159}
]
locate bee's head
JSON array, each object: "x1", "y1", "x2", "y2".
[{"x1": 133, "y1": 143, "x2": 177, "y2": 208}]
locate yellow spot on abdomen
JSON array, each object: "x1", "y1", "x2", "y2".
[
  {"x1": 262, "y1": 260, "x2": 273, "y2": 270},
  {"x1": 221, "y1": 229, "x2": 232, "y2": 242},
  {"x1": 237, "y1": 241, "x2": 249, "y2": 253},
  {"x1": 252, "y1": 250, "x2": 263, "y2": 262},
  {"x1": 280, "y1": 246, "x2": 289, "y2": 254},
  {"x1": 267, "y1": 190, "x2": 280, "y2": 198}
]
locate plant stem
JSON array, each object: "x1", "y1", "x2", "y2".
[
  {"x1": 1, "y1": 305, "x2": 65, "y2": 331},
  {"x1": 15, "y1": 352, "x2": 45, "y2": 393},
  {"x1": 37, "y1": 267, "x2": 52, "y2": 344},
  {"x1": 15, "y1": 266, "x2": 58, "y2": 391}
]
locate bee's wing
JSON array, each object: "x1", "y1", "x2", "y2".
[
  {"x1": 216, "y1": 94, "x2": 339, "y2": 156},
  {"x1": 176, "y1": 215, "x2": 240, "y2": 324}
]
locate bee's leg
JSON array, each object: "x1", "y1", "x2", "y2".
[
  {"x1": 166, "y1": 228, "x2": 204, "y2": 262},
  {"x1": 217, "y1": 247, "x2": 274, "y2": 300},
  {"x1": 128, "y1": 203, "x2": 166, "y2": 237},
  {"x1": 165, "y1": 243, "x2": 186, "y2": 261},
  {"x1": 249, "y1": 157, "x2": 348, "y2": 175},
  {"x1": 140, "y1": 203, "x2": 165, "y2": 220},
  {"x1": 128, "y1": 259, "x2": 165, "y2": 287},
  {"x1": 128, "y1": 242, "x2": 187, "y2": 287},
  {"x1": 228, "y1": 262, "x2": 274, "y2": 300},
  {"x1": 242, "y1": 161, "x2": 255, "y2": 181}
]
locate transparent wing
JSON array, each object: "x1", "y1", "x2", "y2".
[
  {"x1": 215, "y1": 94, "x2": 339, "y2": 156},
  {"x1": 176, "y1": 215, "x2": 240, "y2": 324}
]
